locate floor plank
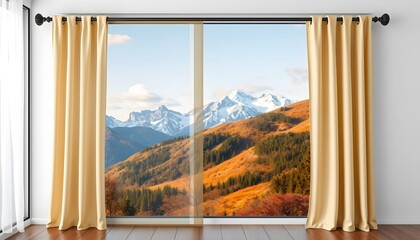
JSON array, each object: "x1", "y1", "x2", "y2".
[
  {"x1": 202, "y1": 225, "x2": 222, "y2": 240},
  {"x1": 242, "y1": 225, "x2": 270, "y2": 240},
  {"x1": 55, "y1": 227, "x2": 88, "y2": 240},
  {"x1": 29, "y1": 227, "x2": 64, "y2": 240},
  {"x1": 304, "y1": 228, "x2": 341, "y2": 240},
  {"x1": 337, "y1": 228, "x2": 394, "y2": 240},
  {"x1": 284, "y1": 225, "x2": 309, "y2": 240},
  {"x1": 174, "y1": 227, "x2": 202, "y2": 240},
  {"x1": 8, "y1": 225, "x2": 46, "y2": 240},
  {"x1": 393, "y1": 225, "x2": 420, "y2": 240},
  {"x1": 126, "y1": 226, "x2": 156, "y2": 240},
  {"x1": 104, "y1": 225, "x2": 134, "y2": 240},
  {"x1": 79, "y1": 226, "x2": 111, "y2": 240},
  {"x1": 377, "y1": 225, "x2": 420, "y2": 240},
  {"x1": 263, "y1": 225, "x2": 294, "y2": 240},
  {"x1": 150, "y1": 227, "x2": 177, "y2": 240},
  {"x1": 221, "y1": 225, "x2": 247, "y2": 240}
]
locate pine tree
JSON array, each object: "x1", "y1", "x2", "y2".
[{"x1": 123, "y1": 199, "x2": 136, "y2": 216}]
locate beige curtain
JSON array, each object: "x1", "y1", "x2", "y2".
[
  {"x1": 47, "y1": 16, "x2": 108, "y2": 230},
  {"x1": 305, "y1": 16, "x2": 377, "y2": 232}
]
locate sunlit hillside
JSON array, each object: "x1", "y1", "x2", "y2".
[{"x1": 105, "y1": 100, "x2": 310, "y2": 216}]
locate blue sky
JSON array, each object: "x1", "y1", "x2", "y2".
[{"x1": 107, "y1": 24, "x2": 308, "y2": 121}]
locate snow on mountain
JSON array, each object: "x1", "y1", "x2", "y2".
[
  {"x1": 106, "y1": 90, "x2": 294, "y2": 136},
  {"x1": 202, "y1": 90, "x2": 294, "y2": 129},
  {"x1": 114, "y1": 105, "x2": 189, "y2": 136},
  {"x1": 252, "y1": 93, "x2": 294, "y2": 112},
  {"x1": 106, "y1": 115, "x2": 124, "y2": 128}
]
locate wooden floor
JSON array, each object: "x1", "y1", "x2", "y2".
[{"x1": 8, "y1": 224, "x2": 420, "y2": 240}]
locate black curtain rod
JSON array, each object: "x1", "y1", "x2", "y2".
[{"x1": 35, "y1": 13, "x2": 390, "y2": 26}]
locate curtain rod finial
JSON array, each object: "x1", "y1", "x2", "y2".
[
  {"x1": 35, "y1": 13, "x2": 44, "y2": 26},
  {"x1": 373, "y1": 13, "x2": 390, "y2": 26},
  {"x1": 35, "y1": 13, "x2": 52, "y2": 26}
]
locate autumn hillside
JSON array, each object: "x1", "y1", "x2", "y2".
[{"x1": 105, "y1": 99, "x2": 310, "y2": 216}]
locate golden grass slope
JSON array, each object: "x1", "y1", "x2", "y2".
[
  {"x1": 204, "y1": 182, "x2": 271, "y2": 216},
  {"x1": 106, "y1": 99, "x2": 310, "y2": 192},
  {"x1": 149, "y1": 147, "x2": 272, "y2": 191}
]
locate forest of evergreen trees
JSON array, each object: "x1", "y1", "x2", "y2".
[
  {"x1": 204, "y1": 133, "x2": 229, "y2": 150},
  {"x1": 106, "y1": 177, "x2": 186, "y2": 216},
  {"x1": 141, "y1": 136, "x2": 189, "y2": 152},
  {"x1": 117, "y1": 146, "x2": 176, "y2": 187},
  {"x1": 247, "y1": 111, "x2": 297, "y2": 132},
  {"x1": 255, "y1": 132, "x2": 310, "y2": 195},
  {"x1": 203, "y1": 133, "x2": 251, "y2": 169},
  {"x1": 204, "y1": 171, "x2": 269, "y2": 195},
  {"x1": 203, "y1": 132, "x2": 310, "y2": 203}
]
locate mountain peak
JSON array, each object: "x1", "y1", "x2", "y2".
[
  {"x1": 258, "y1": 93, "x2": 276, "y2": 100},
  {"x1": 228, "y1": 90, "x2": 254, "y2": 101},
  {"x1": 260, "y1": 93, "x2": 273, "y2": 97},
  {"x1": 229, "y1": 89, "x2": 243, "y2": 95},
  {"x1": 157, "y1": 105, "x2": 168, "y2": 111}
]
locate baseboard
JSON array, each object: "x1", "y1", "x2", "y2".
[
  {"x1": 107, "y1": 217, "x2": 420, "y2": 225},
  {"x1": 203, "y1": 218, "x2": 307, "y2": 225},
  {"x1": 377, "y1": 216, "x2": 420, "y2": 224},
  {"x1": 0, "y1": 219, "x2": 32, "y2": 240},
  {"x1": 107, "y1": 217, "x2": 307, "y2": 225},
  {"x1": 27, "y1": 216, "x2": 420, "y2": 226},
  {"x1": 31, "y1": 218, "x2": 48, "y2": 225}
]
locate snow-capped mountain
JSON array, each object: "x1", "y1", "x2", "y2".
[
  {"x1": 116, "y1": 105, "x2": 189, "y2": 136},
  {"x1": 202, "y1": 90, "x2": 294, "y2": 129},
  {"x1": 106, "y1": 90, "x2": 294, "y2": 136},
  {"x1": 106, "y1": 115, "x2": 124, "y2": 128}
]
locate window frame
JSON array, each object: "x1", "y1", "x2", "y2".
[
  {"x1": 105, "y1": 21, "x2": 309, "y2": 225},
  {"x1": 23, "y1": 4, "x2": 31, "y2": 223}
]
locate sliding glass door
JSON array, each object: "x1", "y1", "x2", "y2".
[{"x1": 105, "y1": 23, "x2": 309, "y2": 219}]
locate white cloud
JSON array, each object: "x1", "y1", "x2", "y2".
[
  {"x1": 107, "y1": 84, "x2": 180, "y2": 120},
  {"x1": 108, "y1": 84, "x2": 161, "y2": 111},
  {"x1": 108, "y1": 34, "x2": 131, "y2": 45},
  {"x1": 286, "y1": 68, "x2": 308, "y2": 85}
]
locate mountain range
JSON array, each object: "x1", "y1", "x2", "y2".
[
  {"x1": 105, "y1": 126, "x2": 172, "y2": 168},
  {"x1": 106, "y1": 90, "x2": 294, "y2": 136}
]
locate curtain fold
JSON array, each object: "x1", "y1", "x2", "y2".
[
  {"x1": 47, "y1": 16, "x2": 108, "y2": 231},
  {"x1": 0, "y1": 0, "x2": 25, "y2": 233},
  {"x1": 305, "y1": 15, "x2": 377, "y2": 232}
]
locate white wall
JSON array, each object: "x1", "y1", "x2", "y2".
[{"x1": 31, "y1": 0, "x2": 420, "y2": 223}]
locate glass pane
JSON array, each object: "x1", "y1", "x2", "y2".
[
  {"x1": 106, "y1": 24, "x2": 202, "y2": 221},
  {"x1": 202, "y1": 24, "x2": 310, "y2": 216},
  {"x1": 105, "y1": 23, "x2": 309, "y2": 219}
]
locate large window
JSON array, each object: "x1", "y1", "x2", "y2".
[{"x1": 105, "y1": 23, "x2": 309, "y2": 217}]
